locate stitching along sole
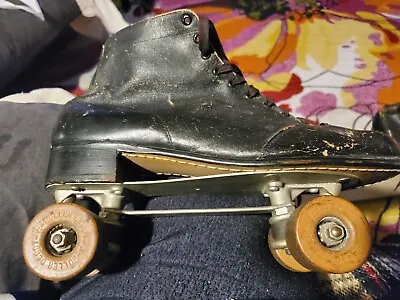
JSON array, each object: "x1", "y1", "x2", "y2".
[{"x1": 123, "y1": 153, "x2": 400, "y2": 177}]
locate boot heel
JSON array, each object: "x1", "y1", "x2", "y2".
[{"x1": 47, "y1": 146, "x2": 118, "y2": 184}]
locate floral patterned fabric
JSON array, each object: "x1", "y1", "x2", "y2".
[{"x1": 130, "y1": 0, "x2": 400, "y2": 129}]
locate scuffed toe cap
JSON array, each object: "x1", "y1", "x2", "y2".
[{"x1": 266, "y1": 124, "x2": 400, "y2": 161}]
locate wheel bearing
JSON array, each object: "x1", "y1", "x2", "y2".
[
  {"x1": 46, "y1": 225, "x2": 77, "y2": 256},
  {"x1": 317, "y1": 217, "x2": 348, "y2": 249}
]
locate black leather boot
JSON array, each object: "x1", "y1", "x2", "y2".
[
  {"x1": 373, "y1": 103, "x2": 400, "y2": 144},
  {"x1": 22, "y1": 9, "x2": 400, "y2": 283},
  {"x1": 47, "y1": 9, "x2": 400, "y2": 185}
]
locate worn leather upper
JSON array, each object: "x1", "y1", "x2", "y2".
[
  {"x1": 52, "y1": 10, "x2": 400, "y2": 166},
  {"x1": 373, "y1": 103, "x2": 400, "y2": 145}
]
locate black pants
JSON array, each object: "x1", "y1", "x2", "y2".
[{"x1": 61, "y1": 194, "x2": 321, "y2": 300}]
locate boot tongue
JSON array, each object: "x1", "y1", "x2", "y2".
[
  {"x1": 199, "y1": 17, "x2": 229, "y2": 63},
  {"x1": 198, "y1": 16, "x2": 259, "y2": 97}
]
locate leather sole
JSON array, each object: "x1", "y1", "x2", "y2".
[{"x1": 46, "y1": 144, "x2": 400, "y2": 188}]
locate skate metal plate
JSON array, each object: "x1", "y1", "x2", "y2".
[
  {"x1": 46, "y1": 170, "x2": 380, "y2": 218},
  {"x1": 47, "y1": 170, "x2": 357, "y2": 198}
]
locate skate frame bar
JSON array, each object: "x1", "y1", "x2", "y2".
[{"x1": 104, "y1": 204, "x2": 292, "y2": 217}]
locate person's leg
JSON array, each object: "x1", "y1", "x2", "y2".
[{"x1": 62, "y1": 194, "x2": 321, "y2": 300}]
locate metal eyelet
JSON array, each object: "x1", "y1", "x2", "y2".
[
  {"x1": 212, "y1": 67, "x2": 218, "y2": 75},
  {"x1": 181, "y1": 14, "x2": 192, "y2": 26},
  {"x1": 245, "y1": 94, "x2": 250, "y2": 99},
  {"x1": 201, "y1": 53, "x2": 211, "y2": 60},
  {"x1": 193, "y1": 33, "x2": 199, "y2": 44},
  {"x1": 228, "y1": 80, "x2": 233, "y2": 87}
]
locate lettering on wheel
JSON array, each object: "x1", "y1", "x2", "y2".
[{"x1": 30, "y1": 210, "x2": 90, "y2": 270}]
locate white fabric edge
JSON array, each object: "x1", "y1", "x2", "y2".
[{"x1": 0, "y1": 88, "x2": 74, "y2": 104}]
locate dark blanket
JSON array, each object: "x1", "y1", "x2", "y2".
[
  {"x1": 0, "y1": 101, "x2": 62, "y2": 292},
  {"x1": 0, "y1": 0, "x2": 80, "y2": 91}
]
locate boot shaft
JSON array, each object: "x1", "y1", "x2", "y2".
[{"x1": 90, "y1": 10, "x2": 225, "y2": 105}]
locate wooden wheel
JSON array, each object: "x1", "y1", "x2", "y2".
[
  {"x1": 285, "y1": 196, "x2": 371, "y2": 274},
  {"x1": 268, "y1": 230, "x2": 311, "y2": 272},
  {"x1": 23, "y1": 203, "x2": 100, "y2": 281}
]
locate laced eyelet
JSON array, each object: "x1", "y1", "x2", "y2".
[
  {"x1": 201, "y1": 53, "x2": 211, "y2": 60},
  {"x1": 193, "y1": 33, "x2": 199, "y2": 44},
  {"x1": 181, "y1": 14, "x2": 192, "y2": 26}
]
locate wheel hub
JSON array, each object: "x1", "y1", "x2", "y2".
[
  {"x1": 46, "y1": 225, "x2": 77, "y2": 256},
  {"x1": 317, "y1": 217, "x2": 348, "y2": 249}
]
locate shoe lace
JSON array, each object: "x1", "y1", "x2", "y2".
[{"x1": 197, "y1": 17, "x2": 287, "y2": 114}]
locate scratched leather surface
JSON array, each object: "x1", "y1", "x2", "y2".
[{"x1": 52, "y1": 10, "x2": 400, "y2": 166}]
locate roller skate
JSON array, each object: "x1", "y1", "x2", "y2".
[{"x1": 23, "y1": 9, "x2": 400, "y2": 282}]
